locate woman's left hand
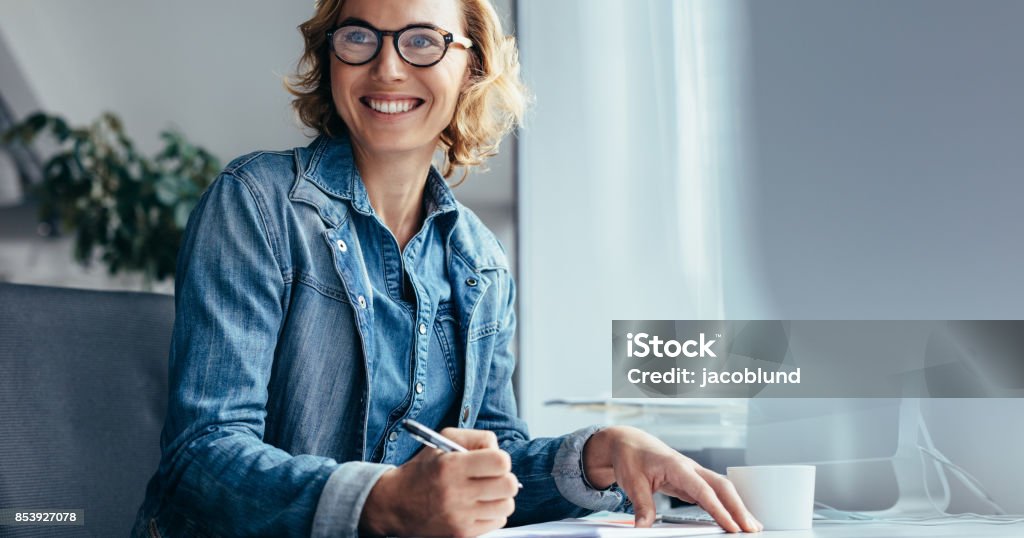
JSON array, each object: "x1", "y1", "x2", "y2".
[{"x1": 582, "y1": 425, "x2": 763, "y2": 533}]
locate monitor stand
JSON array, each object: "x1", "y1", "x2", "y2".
[{"x1": 860, "y1": 396, "x2": 950, "y2": 518}]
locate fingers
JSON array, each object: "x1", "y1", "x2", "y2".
[
  {"x1": 390, "y1": 440, "x2": 517, "y2": 538},
  {"x1": 461, "y1": 518, "x2": 509, "y2": 538},
  {"x1": 475, "y1": 496, "x2": 516, "y2": 520},
  {"x1": 660, "y1": 464, "x2": 741, "y2": 533},
  {"x1": 442, "y1": 427, "x2": 499, "y2": 450},
  {"x1": 593, "y1": 426, "x2": 762, "y2": 534},
  {"x1": 449, "y1": 514, "x2": 508, "y2": 538},
  {"x1": 432, "y1": 471, "x2": 516, "y2": 533},
  {"x1": 696, "y1": 467, "x2": 763, "y2": 533},
  {"x1": 466, "y1": 498, "x2": 514, "y2": 537},
  {"x1": 449, "y1": 472, "x2": 517, "y2": 537},
  {"x1": 441, "y1": 447, "x2": 512, "y2": 478},
  {"x1": 468, "y1": 474, "x2": 521, "y2": 501},
  {"x1": 621, "y1": 475, "x2": 658, "y2": 528},
  {"x1": 685, "y1": 479, "x2": 742, "y2": 533}
]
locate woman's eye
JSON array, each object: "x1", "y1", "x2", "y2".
[
  {"x1": 343, "y1": 31, "x2": 371, "y2": 44},
  {"x1": 409, "y1": 35, "x2": 440, "y2": 49}
]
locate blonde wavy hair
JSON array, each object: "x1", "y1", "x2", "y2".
[{"x1": 286, "y1": 0, "x2": 529, "y2": 181}]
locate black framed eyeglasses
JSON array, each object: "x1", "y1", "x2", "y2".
[{"x1": 327, "y1": 20, "x2": 473, "y2": 68}]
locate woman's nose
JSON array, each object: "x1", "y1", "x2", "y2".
[{"x1": 370, "y1": 40, "x2": 408, "y2": 83}]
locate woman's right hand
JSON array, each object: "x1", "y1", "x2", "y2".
[{"x1": 359, "y1": 428, "x2": 519, "y2": 537}]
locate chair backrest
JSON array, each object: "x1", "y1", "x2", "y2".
[{"x1": 0, "y1": 282, "x2": 172, "y2": 537}]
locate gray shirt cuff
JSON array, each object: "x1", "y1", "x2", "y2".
[
  {"x1": 311, "y1": 461, "x2": 395, "y2": 538},
  {"x1": 552, "y1": 425, "x2": 625, "y2": 512}
]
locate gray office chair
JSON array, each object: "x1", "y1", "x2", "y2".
[{"x1": 0, "y1": 282, "x2": 172, "y2": 537}]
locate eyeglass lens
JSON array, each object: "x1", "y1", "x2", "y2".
[{"x1": 333, "y1": 25, "x2": 447, "y2": 66}]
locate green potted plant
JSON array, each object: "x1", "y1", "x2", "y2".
[{"x1": 2, "y1": 112, "x2": 219, "y2": 288}]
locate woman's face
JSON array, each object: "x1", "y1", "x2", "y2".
[{"x1": 330, "y1": 0, "x2": 470, "y2": 160}]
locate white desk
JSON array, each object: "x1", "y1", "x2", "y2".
[
  {"x1": 757, "y1": 521, "x2": 1024, "y2": 537},
  {"x1": 484, "y1": 520, "x2": 1024, "y2": 537}
]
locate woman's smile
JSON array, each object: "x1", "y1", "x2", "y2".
[{"x1": 359, "y1": 94, "x2": 427, "y2": 120}]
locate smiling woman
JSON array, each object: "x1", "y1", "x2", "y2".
[
  {"x1": 129, "y1": 0, "x2": 761, "y2": 537},
  {"x1": 287, "y1": 0, "x2": 526, "y2": 181}
]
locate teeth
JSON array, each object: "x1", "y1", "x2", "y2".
[{"x1": 367, "y1": 99, "x2": 418, "y2": 114}]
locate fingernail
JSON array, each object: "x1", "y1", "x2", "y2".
[{"x1": 746, "y1": 517, "x2": 760, "y2": 532}]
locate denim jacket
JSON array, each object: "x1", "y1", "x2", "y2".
[{"x1": 132, "y1": 133, "x2": 627, "y2": 537}]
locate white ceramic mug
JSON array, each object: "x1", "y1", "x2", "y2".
[{"x1": 726, "y1": 465, "x2": 816, "y2": 530}]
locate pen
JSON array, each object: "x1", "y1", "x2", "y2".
[
  {"x1": 401, "y1": 418, "x2": 469, "y2": 453},
  {"x1": 400, "y1": 418, "x2": 523, "y2": 489}
]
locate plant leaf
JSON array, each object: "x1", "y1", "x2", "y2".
[{"x1": 174, "y1": 201, "x2": 194, "y2": 229}]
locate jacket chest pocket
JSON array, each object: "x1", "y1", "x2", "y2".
[
  {"x1": 464, "y1": 269, "x2": 507, "y2": 343},
  {"x1": 431, "y1": 301, "x2": 464, "y2": 393}
]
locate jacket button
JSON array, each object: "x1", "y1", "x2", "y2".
[
  {"x1": 461, "y1": 406, "x2": 470, "y2": 422},
  {"x1": 358, "y1": 295, "x2": 367, "y2": 308},
  {"x1": 336, "y1": 239, "x2": 348, "y2": 252},
  {"x1": 388, "y1": 431, "x2": 398, "y2": 442},
  {"x1": 466, "y1": 277, "x2": 478, "y2": 287},
  {"x1": 415, "y1": 382, "x2": 424, "y2": 394},
  {"x1": 418, "y1": 323, "x2": 427, "y2": 335}
]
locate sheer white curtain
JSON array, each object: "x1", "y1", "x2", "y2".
[{"x1": 516, "y1": 0, "x2": 758, "y2": 435}]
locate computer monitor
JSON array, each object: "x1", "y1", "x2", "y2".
[
  {"x1": 739, "y1": 321, "x2": 951, "y2": 516},
  {"x1": 743, "y1": 321, "x2": 1024, "y2": 517},
  {"x1": 745, "y1": 397, "x2": 948, "y2": 516}
]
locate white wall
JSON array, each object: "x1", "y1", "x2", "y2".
[
  {"x1": 738, "y1": 0, "x2": 1024, "y2": 320},
  {"x1": 0, "y1": 1, "x2": 308, "y2": 159}
]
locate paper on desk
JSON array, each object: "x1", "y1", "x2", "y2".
[
  {"x1": 480, "y1": 512, "x2": 724, "y2": 538},
  {"x1": 543, "y1": 398, "x2": 725, "y2": 408}
]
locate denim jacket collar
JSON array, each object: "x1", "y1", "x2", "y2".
[
  {"x1": 297, "y1": 132, "x2": 457, "y2": 219},
  {"x1": 290, "y1": 132, "x2": 507, "y2": 272}
]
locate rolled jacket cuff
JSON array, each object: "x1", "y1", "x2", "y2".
[
  {"x1": 311, "y1": 461, "x2": 395, "y2": 538},
  {"x1": 552, "y1": 425, "x2": 626, "y2": 512}
]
